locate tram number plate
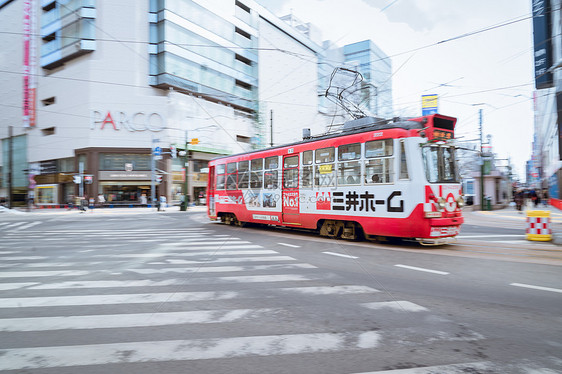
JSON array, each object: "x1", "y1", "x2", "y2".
[{"x1": 430, "y1": 226, "x2": 460, "y2": 237}]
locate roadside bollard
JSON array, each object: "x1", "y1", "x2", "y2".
[{"x1": 526, "y1": 210, "x2": 552, "y2": 241}]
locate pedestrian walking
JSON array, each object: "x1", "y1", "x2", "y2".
[
  {"x1": 97, "y1": 193, "x2": 105, "y2": 208},
  {"x1": 514, "y1": 190, "x2": 523, "y2": 212},
  {"x1": 531, "y1": 189, "x2": 539, "y2": 207},
  {"x1": 88, "y1": 196, "x2": 95, "y2": 212},
  {"x1": 543, "y1": 189, "x2": 549, "y2": 206},
  {"x1": 160, "y1": 195, "x2": 167, "y2": 211},
  {"x1": 79, "y1": 197, "x2": 87, "y2": 212}
]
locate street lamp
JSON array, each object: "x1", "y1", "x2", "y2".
[{"x1": 178, "y1": 125, "x2": 218, "y2": 211}]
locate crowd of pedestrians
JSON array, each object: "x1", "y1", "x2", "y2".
[{"x1": 513, "y1": 189, "x2": 549, "y2": 212}]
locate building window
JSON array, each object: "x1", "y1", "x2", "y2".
[
  {"x1": 235, "y1": 1, "x2": 250, "y2": 13},
  {"x1": 235, "y1": 54, "x2": 252, "y2": 66},
  {"x1": 235, "y1": 27, "x2": 251, "y2": 40},
  {"x1": 41, "y1": 97, "x2": 56, "y2": 106},
  {"x1": 41, "y1": 127, "x2": 56, "y2": 136},
  {"x1": 236, "y1": 135, "x2": 251, "y2": 143},
  {"x1": 235, "y1": 79, "x2": 252, "y2": 90}
]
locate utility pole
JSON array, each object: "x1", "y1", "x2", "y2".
[
  {"x1": 479, "y1": 108, "x2": 485, "y2": 211},
  {"x1": 270, "y1": 109, "x2": 273, "y2": 147},
  {"x1": 8, "y1": 126, "x2": 13, "y2": 209},
  {"x1": 181, "y1": 130, "x2": 189, "y2": 211},
  {"x1": 151, "y1": 137, "x2": 159, "y2": 208},
  {"x1": 79, "y1": 161, "x2": 84, "y2": 197}
]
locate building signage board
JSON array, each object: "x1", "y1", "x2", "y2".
[
  {"x1": 557, "y1": 92, "x2": 562, "y2": 160},
  {"x1": 22, "y1": 0, "x2": 36, "y2": 128},
  {"x1": 532, "y1": 0, "x2": 553, "y2": 89},
  {"x1": 90, "y1": 110, "x2": 166, "y2": 132},
  {"x1": 98, "y1": 171, "x2": 151, "y2": 181},
  {"x1": 421, "y1": 94, "x2": 438, "y2": 116},
  {"x1": 39, "y1": 160, "x2": 57, "y2": 174}
]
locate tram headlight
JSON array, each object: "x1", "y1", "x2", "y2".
[
  {"x1": 456, "y1": 195, "x2": 465, "y2": 208},
  {"x1": 437, "y1": 197, "x2": 446, "y2": 210}
]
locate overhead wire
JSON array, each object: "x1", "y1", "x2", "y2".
[{"x1": 3, "y1": 2, "x2": 554, "y2": 150}]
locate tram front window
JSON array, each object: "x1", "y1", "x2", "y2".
[{"x1": 422, "y1": 146, "x2": 459, "y2": 183}]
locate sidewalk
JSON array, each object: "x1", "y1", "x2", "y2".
[
  {"x1": 0, "y1": 205, "x2": 208, "y2": 216},
  {"x1": 465, "y1": 203, "x2": 562, "y2": 224},
  {"x1": 464, "y1": 203, "x2": 562, "y2": 245}
]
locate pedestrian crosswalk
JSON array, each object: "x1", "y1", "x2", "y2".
[
  {"x1": 0, "y1": 220, "x2": 41, "y2": 232},
  {"x1": 0, "y1": 227, "x2": 493, "y2": 373}
]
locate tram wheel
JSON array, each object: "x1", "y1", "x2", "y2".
[{"x1": 319, "y1": 220, "x2": 362, "y2": 240}]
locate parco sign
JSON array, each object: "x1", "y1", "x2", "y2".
[{"x1": 90, "y1": 110, "x2": 165, "y2": 132}]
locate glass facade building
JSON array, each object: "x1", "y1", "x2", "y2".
[
  {"x1": 149, "y1": 0, "x2": 259, "y2": 113},
  {"x1": 0, "y1": 0, "x2": 394, "y2": 207},
  {"x1": 343, "y1": 40, "x2": 393, "y2": 119},
  {"x1": 40, "y1": 0, "x2": 96, "y2": 69}
]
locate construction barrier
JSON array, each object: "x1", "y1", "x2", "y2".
[{"x1": 526, "y1": 210, "x2": 552, "y2": 241}]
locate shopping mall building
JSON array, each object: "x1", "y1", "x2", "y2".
[{"x1": 0, "y1": 0, "x2": 392, "y2": 207}]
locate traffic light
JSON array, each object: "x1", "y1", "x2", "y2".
[
  {"x1": 170, "y1": 145, "x2": 177, "y2": 158},
  {"x1": 190, "y1": 138, "x2": 199, "y2": 145},
  {"x1": 156, "y1": 174, "x2": 163, "y2": 184}
]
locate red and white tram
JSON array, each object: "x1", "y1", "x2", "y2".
[{"x1": 207, "y1": 114, "x2": 464, "y2": 245}]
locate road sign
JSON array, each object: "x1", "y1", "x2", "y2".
[
  {"x1": 422, "y1": 94, "x2": 438, "y2": 115},
  {"x1": 153, "y1": 146, "x2": 162, "y2": 156}
]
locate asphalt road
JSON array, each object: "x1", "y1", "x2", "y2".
[{"x1": 0, "y1": 207, "x2": 560, "y2": 373}]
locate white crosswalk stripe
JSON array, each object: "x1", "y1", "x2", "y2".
[
  {"x1": 0, "y1": 228, "x2": 488, "y2": 372},
  {"x1": 0, "y1": 331, "x2": 381, "y2": 371}
]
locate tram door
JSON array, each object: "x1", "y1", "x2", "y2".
[
  {"x1": 282, "y1": 154, "x2": 300, "y2": 224},
  {"x1": 208, "y1": 166, "x2": 216, "y2": 216}
]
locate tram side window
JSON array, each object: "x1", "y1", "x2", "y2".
[
  {"x1": 301, "y1": 150, "x2": 313, "y2": 188},
  {"x1": 250, "y1": 158, "x2": 263, "y2": 189},
  {"x1": 283, "y1": 155, "x2": 299, "y2": 189},
  {"x1": 365, "y1": 139, "x2": 394, "y2": 184},
  {"x1": 423, "y1": 146, "x2": 439, "y2": 183},
  {"x1": 226, "y1": 162, "x2": 238, "y2": 190},
  {"x1": 264, "y1": 156, "x2": 279, "y2": 189},
  {"x1": 315, "y1": 147, "x2": 335, "y2": 187},
  {"x1": 339, "y1": 161, "x2": 361, "y2": 185},
  {"x1": 442, "y1": 147, "x2": 457, "y2": 182},
  {"x1": 238, "y1": 161, "x2": 249, "y2": 189},
  {"x1": 216, "y1": 164, "x2": 226, "y2": 190},
  {"x1": 338, "y1": 143, "x2": 361, "y2": 185},
  {"x1": 338, "y1": 143, "x2": 361, "y2": 161},
  {"x1": 399, "y1": 140, "x2": 409, "y2": 180}
]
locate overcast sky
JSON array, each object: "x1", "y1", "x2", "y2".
[{"x1": 255, "y1": 0, "x2": 536, "y2": 179}]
